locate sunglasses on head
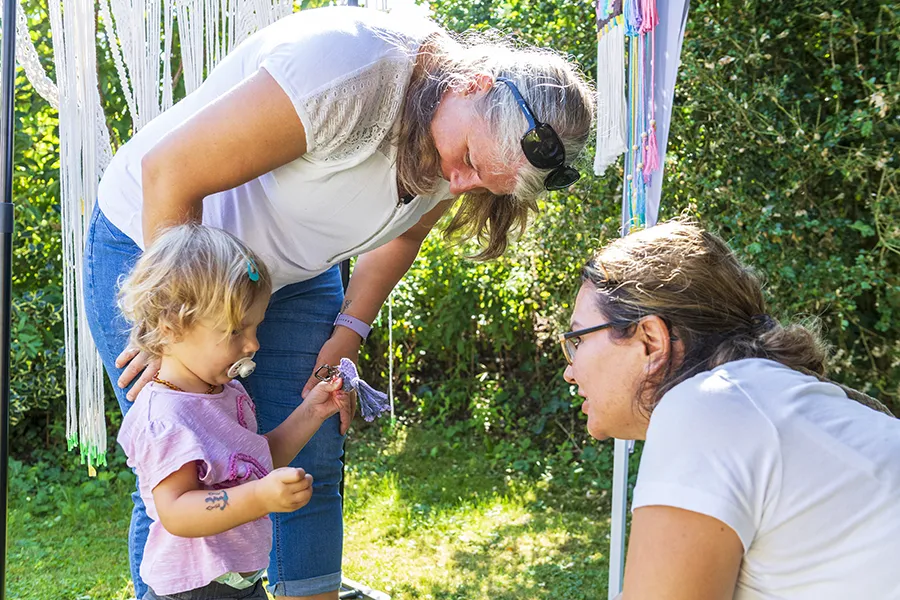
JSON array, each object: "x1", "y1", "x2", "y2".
[{"x1": 495, "y1": 76, "x2": 581, "y2": 191}]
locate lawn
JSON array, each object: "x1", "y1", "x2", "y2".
[{"x1": 7, "y1": 425, "x2": 613, "y2": 599}]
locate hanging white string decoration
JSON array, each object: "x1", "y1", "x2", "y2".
[
  {"x1": 10, "y1": 0, "x2": 293, "y2": 470},
  {"x1": 14, "y1": 0, "x2": 58, "y2": 109},
  {"x1": 179, "y1": 0, "x2": 292, "y2": 96},
  {"x1": 388, "y1": 292, "x2": 394, "y2": 422},
  {"x1": 21, "y1": 0, "x2": 396, "y2": 469},
  {"x1": 46, "y1": 0, "x2": 109, "y2": 469},
  {"x1": 593, "y1": 13, "x2": 626, "y2": 176}
]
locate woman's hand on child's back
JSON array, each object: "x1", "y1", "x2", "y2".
[
  {"x1": 115, "y1": 347, "x2": 161, "y2": 401},
  {"x1": 257, "y1": 467, "x2": 314, "y2": 513}
]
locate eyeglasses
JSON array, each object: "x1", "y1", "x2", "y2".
[
  {"x1": 495, "y1": 76, "x2": 581, "y2": 191},
  {"x1": 558, "y1": 321, "x2": 629, "y2": 365}
]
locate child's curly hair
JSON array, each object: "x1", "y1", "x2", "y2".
[{"x1": 118, "y1": 224, "x2": 272, "y2": 358}]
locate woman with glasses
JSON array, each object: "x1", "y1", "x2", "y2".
[
  {"x1": 562, "y1": 220, "x2": 900, "y2": 599},
  {"x1": 84, "y1": 5, "x2": 594, "y2": 600}
]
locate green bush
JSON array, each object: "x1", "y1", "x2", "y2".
[
  {"x1": 670, "y1": 0, "x2": 899, "y2": 402},
  {"x1": 9, "y1": 11, "x2": 65, "y2": 430},
  {"x1": 358, "y1": 0, "x2": 898, "y2": 480}
]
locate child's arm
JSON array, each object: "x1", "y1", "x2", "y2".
[
  {"x1": 265, "y1": 377, "x2": 349, "y2": 468},
  {"x1": 153, "y1": 462, "x2": 313, "y2": 538}
]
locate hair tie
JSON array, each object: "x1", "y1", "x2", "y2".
[
  {"x1": 750, "y1": 314, "x2": 776, "y2": 336},
  {"x1": 246, "y1": 257, "x2": 260, "y2": 282}
]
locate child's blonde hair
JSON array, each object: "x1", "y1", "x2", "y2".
[{"x1": 118, "y1": 224, "x2": 273, "y2": 358}]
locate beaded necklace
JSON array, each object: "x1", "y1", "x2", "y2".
[{"x1": 152, "y1": 376, "x2": 217, "y2": 395}]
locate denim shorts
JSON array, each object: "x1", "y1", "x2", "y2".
[
  {"x1": 83, "y1": 205, "x2": 346, "y2": 597},
  {"x1": 143, "y1": 579, "x2": 267, "y2": 600}
]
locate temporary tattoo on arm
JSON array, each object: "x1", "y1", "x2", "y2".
[
  {"x1": 341, "y1": 299, "x2": 352, "y2": 312},
  {"x1": 205, "y1": 490, "x2": 229, "y2": 511}
]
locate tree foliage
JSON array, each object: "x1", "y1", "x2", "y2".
[{"x1": 360, "y1": 0, "x2": 899, "y2": 481}]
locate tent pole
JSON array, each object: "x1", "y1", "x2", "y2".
[
  {"x1": 0, "y1": 0, "x2": 16, "y2": 593},
  {"x1": 608, "y1": 438, "x2": 629, "y2": 598}
]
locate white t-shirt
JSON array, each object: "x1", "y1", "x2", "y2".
[
  {"x1": 98, "y1": 6, "x2": 449, "y2": 290},
  {"x1": 633, "y1": 358, "x2": 900, "y2": 600}
]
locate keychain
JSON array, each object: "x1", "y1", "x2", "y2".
[{"x1": 315, "y1": 358, "x2": 390, "y2": 421}]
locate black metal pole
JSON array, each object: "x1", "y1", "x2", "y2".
[{"x1": 0, "y1": 0, "x2": 16, "y2": 594}]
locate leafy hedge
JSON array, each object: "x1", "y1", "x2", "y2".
[
  {"x1": 360, "y1": 0, "x2": 899, "y2": 480},
  {"x1": 9, "y1": 0, "x2": 898, "y2": 481}
]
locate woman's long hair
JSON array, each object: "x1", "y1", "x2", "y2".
[{"x1": 396, "y1": 30, "x2": 595, "y2": 260}]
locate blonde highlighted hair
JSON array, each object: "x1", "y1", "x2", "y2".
[
  {"x1": 396, "y1": 30, "x2": 595, "y2": 260},
  {"x1": 118, "y1": 224, "x2": 272, "y2": 358}
]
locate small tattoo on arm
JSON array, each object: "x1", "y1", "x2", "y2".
[
  {"x1": 205, "y1": 490, "x2": 229, "y2": 511},
  {"x1": 341, "y1": 299, "x2": 352, "y2": 312}
]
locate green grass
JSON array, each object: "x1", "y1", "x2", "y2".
[
  {"x1": 344, "y1": 424, "x2": 611, "y2": 599},
  {"x1": 7, "y1": 425, "x2": 612, "y2": 599},
  {"x1": 7, "y1": 474, "x2": 136, "y2": 599}
]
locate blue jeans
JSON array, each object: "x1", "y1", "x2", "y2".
[{"x1": 83, "y1": 205, "x2": 346, "y2": 597}]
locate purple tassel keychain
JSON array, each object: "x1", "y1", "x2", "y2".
[{"x1": 315, "y1": 358, "x2": 390, "y2": 422}]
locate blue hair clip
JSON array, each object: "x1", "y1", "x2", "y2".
[{"x1": 246, "y1": 258, "x2": 260, "y2": 282}]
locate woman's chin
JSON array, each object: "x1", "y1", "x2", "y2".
[{"x1": 586, "y1": 419, "x2": 609, "y2": 441}]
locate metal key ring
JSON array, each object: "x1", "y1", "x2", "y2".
[{"x1": 314, "y1": 364, "x2": 340, "y2": 382}]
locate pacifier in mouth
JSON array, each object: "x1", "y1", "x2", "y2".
[{"x1": 227, "y1": 355, "x2": 256, "y2": 379}]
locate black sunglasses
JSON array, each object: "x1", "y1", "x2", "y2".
[
  {"x1": 495, "y1": 77, "x2": 581, "y2": 191},
  {"x1": 558, "y1": 321, "x2": 629, "y2": 364}
]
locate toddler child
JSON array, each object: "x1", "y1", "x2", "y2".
[{"x1": 117, "y1": 224, "x2": 349, "y2": 599}]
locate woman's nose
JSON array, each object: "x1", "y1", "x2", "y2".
[{"x1": 563, "y1": 364, "x2": 576, "y2": 385}]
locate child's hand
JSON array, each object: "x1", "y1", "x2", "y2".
[
  {"x1": 257, "y1": 467, "x2": 313, "y2": 513},
  {"x1": 304, "y1": 377, "x2": 353, "y2": 424}
]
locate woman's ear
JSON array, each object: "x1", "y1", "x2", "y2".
[
  {"x1": 465, "y1": 73, "x2": 495, "y2": 95},
  {"x1": 636, "y1": 315, "x2": 672, "y2": 374}
]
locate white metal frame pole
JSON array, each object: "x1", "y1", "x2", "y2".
[
  {"x1": 608, "y1": 438, "x2": 630, "y2": 598},
  {"x1": 608, "y1": 3, "x2": 689, "y2": 594}
]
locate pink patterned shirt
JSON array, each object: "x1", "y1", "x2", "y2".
[{"x1": 117, "y1": 380, "x2": 273, "y2": 595}]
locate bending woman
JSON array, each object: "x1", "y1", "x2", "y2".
[
  {"x1": 561, "y1": 221, "x2": 899, "y2": 599},
  {"x1": 84, "y1": 5, "x2": 594, "y2": 600}
]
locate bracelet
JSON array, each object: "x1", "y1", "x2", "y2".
[{"x1": 333, "y1": 313, "x2": 372, "y2": 341}]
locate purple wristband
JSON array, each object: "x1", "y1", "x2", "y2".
[{"x1": 333, "y1": 313, "x2": 372, "y2": 341}]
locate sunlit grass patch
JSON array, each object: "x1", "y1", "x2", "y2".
[
  {"x1": 7, "y1": 488, "x2": 134, "y2": 600},
  {"x1": 6, "y1": 424, "x2": 611, "y2": 599},
  {"x1": 342, "y1": 424, "x2": 610, "y2": 599}
]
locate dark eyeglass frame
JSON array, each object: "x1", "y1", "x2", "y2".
[
  {"x1": 558, "y1": 321, "x2": 630, "y2": 365},
  {"x1": 495, "y1": 76, "x2": 581, "y2": 191}
]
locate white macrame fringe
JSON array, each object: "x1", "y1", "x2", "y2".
[
  {"x1": 14, "y1": 0, "x2": 58, "y2": 109},
  {"x1": 593, "y1": 14, "x2": 626, "y2": 176},
  {"x1": 47, "y1": 0, "x2": 108, "y2": 468},
  {"x1": 18, "y1": 0, "x2": 378, "y2": 469}
]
